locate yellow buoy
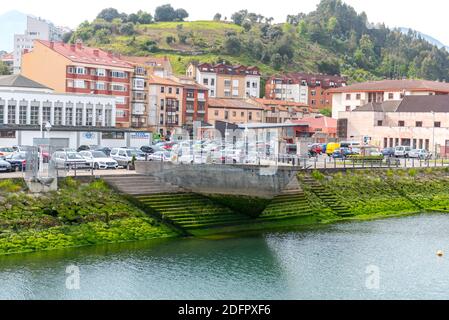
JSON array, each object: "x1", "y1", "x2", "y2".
[{"x1": 437, "y1": 250, "x2": 444, "y2": 257}]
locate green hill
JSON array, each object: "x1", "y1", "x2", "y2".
[{"x1": 68, "y1": 0, "x2": 449, "y2": 83}]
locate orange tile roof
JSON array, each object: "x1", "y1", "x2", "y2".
[
  {"x1": 327, "y1": 79, "x2": 449, "y2": 93},
  {"x1": 148, "y1": 75, "x2": 183, "y2": 87},
  {"x1": 255, "y1": 98, "x2": 309, "y2": 108},
  {"x1": 36, "y1": 40, "x2": 134, "y2": 69},
  {"x1": 291, "y1": 116, "x2": 337, "y2": 134}
]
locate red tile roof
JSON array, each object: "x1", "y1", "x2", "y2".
[
  {"x1": 208, "y1": 98, "x2": 265, "y2": 110},
  {"x1": 148, "y1": 75, "x2": 183, "y2": 87},
  {"x1": 254, "y1": 98, "x2": 309, "y2": 108},
  {"x1": 291, "y1": 116, "x2": 337, "y2": 134},
  {"x1": 37, "y1": 40, "x2": 134, "y2": 69},
  {"x1": 327, "y1": 79, "x2": 449, "y2": 93}
]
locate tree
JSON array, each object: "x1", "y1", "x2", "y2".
[
  {"x1": 231, "y1": 10, "x2": 248, "y2": 26},
  {"x1": 97, "y1": 8, "x2": 121, "y2": 22},
  {"x1": 175, "y1": 8, "x2": 189, "y2": 21},
  {"x1": 270, "y1": 53, "x2": 283, "y2": 70},
  {"x1": 137, "y1": 10, "x2": 153, "y2": 24},
  {"x1": 119, "y1": 22, "x2": 135, "y2": 36},
  {"x1": 242, "y1": 21, "x2": 252, "y2": 32},
  {"x1": 223, "y1": 35, "x2": 242, "y2": 55},
  {"x1": 0, "y1": 62, "x2": 10, "y2": 75},
  {"x1": 213, "y1": 13, "x2": 222, "y2": 21},
  {"x1": 155, "y1": 4, "x2": 176, "y2": 22}
]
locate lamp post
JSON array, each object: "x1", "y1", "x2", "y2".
[{"x1": 431, "y1": 111, "x2": 436, "y2": 158}]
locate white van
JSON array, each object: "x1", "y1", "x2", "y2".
[{"x1": 394, "y1": 146, "x2": 412, "y2": 158}]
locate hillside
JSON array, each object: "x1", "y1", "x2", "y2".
[{"x1": 68, "y1": 0, "x2": 449, "y2": 83}]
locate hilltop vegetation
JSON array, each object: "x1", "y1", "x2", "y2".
[{"x1": 67, "y1": 0, "x2": 449, "y2": 82}]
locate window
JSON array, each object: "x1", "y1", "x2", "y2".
[
  {"x1": 66, "y1": 106, "x2": 73, "y2": 125},
  {"x1": 252, "y1": 82, "x2": 258, "y2": 88},
  {"x1": 224, "y1": 80, "x2": 231, "y2": 88},
  {"x1": 345, "y1": 106, "x2": 351, "y2": 112},
  {"x1": 0, "y1": 105, "x2": 4, "y2": 125},
  {"x1": 210, "y1": 90, "x2": 215, "y2": 97},
  {"x1": 42, "y1": 104, "x2": 51, "y2": 124},
  {"x1": 249, "y1": 112, "x2": 253, "y2": 121},
  {"x1": 232, "y1": 80, "x2": 239, "y2": 87},
  {"x1": 247, "y1": 81, "x2": 250, "y2": 88},
  {"x1": 133, "y1": 79, "x2": 145, "y2": 90},
  {"x1": 416, "y1": 121, "x2": 423, "y2": 127},
  {"x1": 241, "y1": 112, "x2": 244, "y2": 117},
  {"x1": 176, "y1": 88, "x2": 180, "y2": 95},
  {"x1": 160, "y1": 99, "x2": 165, "y2": 110},
  {"x1": 211, "y1": 79, "x2": 215, "y2": 86},
  {"x1": 19, "y1": 104, "x2": 27, "y2": 125},
  {"x1": 54, "y1": 106, "x2": 63, "y2": 126},
  {"x1": 224, "y1": 90, "x2": 231, "y2": 97},
  {"x1": 214, "y1": 110, "x2": 219, "y2": 116},
  {"x1": 30, "y1": 104, "x2": 39, "y2": 125},
  {"x1": 225, "y1": 111, "x2": 229, "y2": 120},
  {"x1": 435, "y1": 122, "x2": 441, "y2": 128},
  {"x1": 398, "y1": 121, "x2": 405, "y2": 127},
  {"x1": 105, "y1": 109, "x2": 112, "y2": 127},
  {"x1": 7, "y1": 104, "x2": 16, "y2": 124},
  {"x1": 86, "y1": 107, "x2": 93, "y2": 126},
  {"x1": 388, "y1": 93, "x2": 394, "y2": 99},
  {"x1": 96, "y1": 68, "x2": 106, "y2": 77},
  {"x1": 203, "y1": 78, "x2": 209, "y2": 86},
  {"x1": 0, "y1": 131, "x2": 15, "y2": 138},
  {"x1": 76, "y1": 107, "x2": 83, "y2": 126},
  {"x1": 102, "y1": 132, "x2": 125, "y2": 139},
  {"x1": 232, "y1": 111, "x2": 236, "y2": 117},
  {"x1": 95, "y1": 82, "x2": 106, "y2": 91},
  {"x1": 110, "y1": 84, "x2": 126, "y2": 92},
  {"x1": 346, "y1": 94, "x2": 351, "y2": 100},
  {"x1": 311, "y1": 90, "x2": 316, "y2": 96},
  {"x1": 356, "y1": 94, "x2": 361, "y2": 100},
  {"x1": 168, "y1": 87, "x2": 172, "y2": 94},
  {"x1": 161, "y1": 86, "x2": 165, "y2": 93},
  {"x1": 116, "y1": 97, "x2": 126, "y2": 105},
  {"x1": 377, "y1": 120, "x2": 383, "y2": 126},
  {"x1": 160, "y1": 114, "x2": 164, "y2": 125},
  {"x1": 96, "y1": 109, "x2": 103, "y2": 126},
  {"x1": 74, "y1": 80, "x2": 86, "y2": 89},
  {"x1": 110, "y1": 70, "x2": 127, "y2": 78}
]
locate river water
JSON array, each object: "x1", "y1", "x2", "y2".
[{"x1": 1, "y1": 213, "x2": 449, "y2": 300}]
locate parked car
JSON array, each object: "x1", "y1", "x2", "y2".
[
  {"x1": 408, "y1": 149, "x2": 432, "y2": 160},
  {"x1": 79, "y1": 151, "x2": 118, "y2": 170},
  {"x1": 0, "y1": 159, "x2": 12, "y2": 172},
  {"x1": 382, "y1": 147, "x2": 395, "y2": 157},
  {"x1": 140, "y1": 146, "x2": 155, "y2": 154},
  {"x1": 5, "y1": 153, "x2": 27, "y2": 172},
  {"x1": 308, "y1": 144, "x2": 323, "y2": 156},
  {"x1": 52, "y1": 151, "x2": 91, "y2": 169},
  {"x1": 326, "y1": 143, "x2": 341, "y2": 156},
  {"x1": 77, "y1": 145, "x2": 112, "y2": 156},
  {"x1": 394, "y1": 146, "x2": 412, "y2": 158},
  {"x1": 0, "y1": 147, "x2": 15, "y2": 157},
  {"x1": 178, "y1": 153, "x2": 208, "y2": 164},
  {"x1": 147, "y1": 151, "x2": 173, "y2": 162},
  {"x1": 110, "y1": 148, "x2": 146, "y2": 169}
]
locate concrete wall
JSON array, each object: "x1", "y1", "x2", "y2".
[{"x1": 136, "y1": 161, "x2": 300, "y2": 198}]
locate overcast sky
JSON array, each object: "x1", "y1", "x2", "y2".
[{"x1": 2, "y1": 0, "x2": 448, "y2": 44}]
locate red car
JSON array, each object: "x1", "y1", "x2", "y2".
[{"x1": 308, "y1": 144, "x2": 323, "y2": 156}]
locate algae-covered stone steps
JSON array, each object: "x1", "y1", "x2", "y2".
[
  {"x1": 300, "y1": 177, "x2": 354, "y2": 217},
  {"x1": 135, "y1": 193, "x2": 253, "y2": 231},
  {"x1": 259, "y1": 191, "x2": 314, "y2": 221}
]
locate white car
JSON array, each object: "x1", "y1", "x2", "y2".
[
  {"x1": 408, "y1": 149, "x2": 432, "y2": 160},
  {"x1": 147, "y1": 151, "x2": 173, "y2": 162},
  {"x1": 394, "y1": 146, "x2": 412, "y2": 158},
  {"x1": 178, "y1": 153, "x2": 208, "y2": 164},
  {"x1": 79, "y1": 151, "x2": 118, "y2": 170}
]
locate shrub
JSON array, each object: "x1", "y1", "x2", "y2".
[{"x1": 311, "y1": 170, "x2": 325, "y2": 181}]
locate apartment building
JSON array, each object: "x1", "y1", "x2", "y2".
[
  {"x1": 148, "y1": 75, "x2": 184, "y2": 137},
  {"x1": 13, "y1": 16, "x2": 66, "y2": 74},
  {"x1": 337, "y1": 95, "x2": 449, "y2": 156},
  {"x1": 253, "y1": 98, "x2": 312, "y2": 124},
  {"x1": 22, "y1": 40, "x2": 134, "y2": 128},
  {"x1": 328, "y1": 79, "x2": 449, "y2": 119},
  {"x1": 186, "y1": 63, "x2": 261, "y2": 99},
  {"x1": 176, "y1": 76, "x2": 209, "y2": 133},
  {"x1": 265, "y1": 73, "x2": 347, "y2": 110},
  {"x1": 208, "y1": 98, "x2": 264, "y2": 126}
]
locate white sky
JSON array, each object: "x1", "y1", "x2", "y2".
[{"x1": 1, "y1": 0, "x2": 448, "y2": 44}]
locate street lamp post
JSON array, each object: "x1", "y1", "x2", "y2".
[{"x1": 432, "y1": 111, "x2": 436, "y2": 158}]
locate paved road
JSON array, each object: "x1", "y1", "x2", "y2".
[{"x1": 0, "y1": 169, "x2": 138, "y2": 179}]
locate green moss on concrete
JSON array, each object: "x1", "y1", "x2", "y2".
[{"x1": 206, "y1": 194, "x2": 271, "y2": 218}]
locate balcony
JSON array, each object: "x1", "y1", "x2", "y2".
[
  {"x1": 197, "y1": 109, "x2": 206, "y2": 114},
  {"x1": 186, "y1": 108, "x2": 195, "y2": 114}
]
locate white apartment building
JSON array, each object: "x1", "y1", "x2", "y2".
[
  {"x1": 13, "y1": 16, "x2": 65, "y2": 74},
  {"x1": 269, "y1": 80, "x2": 309, "y2": 104},
  {"x1": 329, "y1": 79, "x2": 449, "y2": 119}
]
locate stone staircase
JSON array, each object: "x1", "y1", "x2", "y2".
[
  {"x1": 259, "y1": 190, "x2": 314, "y2": 221},
  {"x1": 135, "y1": 193, "x2": 253, "y2": 231},
  {"x1": 300, "y1": 176, "x2": 354, "y2": 217},
  {"x1": 103, "y1": 175, "x2": 183, "y2": 196}
]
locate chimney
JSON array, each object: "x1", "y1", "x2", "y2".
[
  {"x1": 93, "y1": 49, "x2": 99, "y2": 57},
  {"x1": 49, "y1": 41, "x2": 54, "y2": 49}
]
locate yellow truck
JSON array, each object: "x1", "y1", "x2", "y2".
[{"x1": 326, "y1": 143, "x2": 341, "y2": 156}]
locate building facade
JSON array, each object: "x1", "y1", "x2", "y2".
[
  {"x1": 0, "y1": 74, "x2": 127, "y2": 148},
  {"x1": 13, "y1": 16, "x2": 66, "y2": 74},
  {"x1": 22, "y1": 40, "x2": 134, "y2": 128},
  {"x1": 337, "y1": 95, "x2": 449, "y2": 156},
  {"x1": 252, "y1": 98, "x2": 312, "y2": 124},
  {"x1": 177, "y1": 76, "x2": 209, "y2": 133},
  {"x1": 148, "y1": 75, "x2": 184, "y2": 137},
  {"x1": 329, "y1": 79, "x2": 449, "y2": 119},
  {"x1": 265, "y1": 73, "x2": 346, "y2": 110},
  {"x1": 207, "y1": 98, "x2": 264, "y2": 126},
  {"x1": 187, "y1": 63, "x2": 261, "y2": 99}
]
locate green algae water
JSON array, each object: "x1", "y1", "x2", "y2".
[{"x1": 1, "y1": 213, "x2": 449, "y2": 300}]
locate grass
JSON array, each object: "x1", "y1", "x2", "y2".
[{"x1": 0, "y1": 178, "x2": 177, "y2": 255}]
